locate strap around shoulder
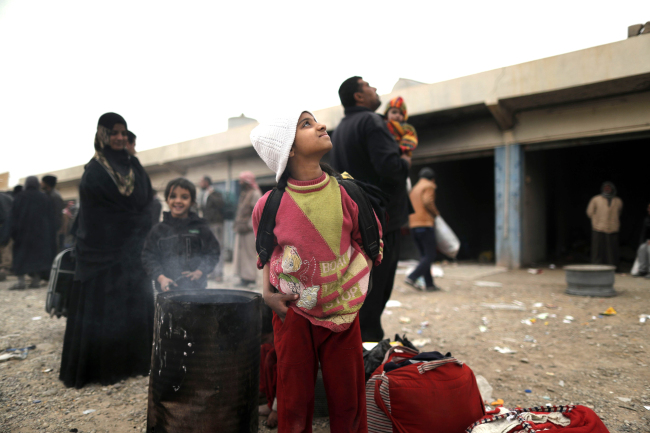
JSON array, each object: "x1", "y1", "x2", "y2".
[
  {"x1": 255, "y1": 188, "x2": 284, "y2": 268},
  {"x1": 339, "y1": 179, "x2": 381, "y2": 261}
]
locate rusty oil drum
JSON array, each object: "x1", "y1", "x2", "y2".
[{"x1": 147, "y1": 289, "x2": 262, "y2": 432}]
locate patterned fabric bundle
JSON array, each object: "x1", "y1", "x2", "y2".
[{"x1": 385, "y1": 97, "x2": 418, "y2": 156}]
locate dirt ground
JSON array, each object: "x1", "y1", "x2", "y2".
[{"x1": 1, "y1": 263, "x2": 649, "y2": 433}]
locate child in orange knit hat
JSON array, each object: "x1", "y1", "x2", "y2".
[{"x1": 385, "y1": 96, "x2": 418, "y2": 156}]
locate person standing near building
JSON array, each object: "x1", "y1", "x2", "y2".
[
  {"x1": 0, "y1": 191, "x2": 14, "y2": 281},
  {"x1": 0, "y1": 176, "x2": 56, "y2": 290},
  {"x1": 331, "y1": 76, "x2": 411, "y2": 342},
  {"x1": 405, "y1": 167, "x2": 442, "y2": 292},
  {"x1": 59, "y1": 112, "x2": 155, "y2": 388},
  {"x1": 233, "y1": 171, "x2": 262, "y2": 287},
  {"x1": 41, "y1": 175, "x2": 65, "y2": 252},
  {"x1": 586, "y1": 181, "x2": 623, "y2": 268},
  {"x1": 632, "y1": 202, "x2": 650, "y2": 278},
  {"x1": 126, "y1": 130, "x2": 137, "y2": 156},
  {"x1": 198, "y1": 176, "x2": 225, "y2": 281}
]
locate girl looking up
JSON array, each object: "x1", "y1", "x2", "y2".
[{"x1": 250, "y1": 111, "x2": 382, "y2": 432}]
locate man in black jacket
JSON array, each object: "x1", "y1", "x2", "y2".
[{"x1": 331, "y1": 76, "x2": 412, "y2": 341}]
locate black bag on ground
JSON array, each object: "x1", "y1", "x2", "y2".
[{"x1": 45, "y1": 248, "x2": 75, "y2": 318}]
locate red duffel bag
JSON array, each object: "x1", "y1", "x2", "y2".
[{"x1": 366, "y1": 347, "x2": 486, "y2": 433}]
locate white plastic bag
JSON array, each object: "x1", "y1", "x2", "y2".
[{"x1": 434, "y1": 216, "x2": 460, "y2": 259}]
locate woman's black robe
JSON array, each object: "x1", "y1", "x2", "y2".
[{"x1": 59, "y1": 156, "x2": 155, "y2": 388}]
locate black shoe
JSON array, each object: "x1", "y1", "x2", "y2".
[
  {"x1": 9, "y1": 282, "x2": 26, "y2": 291},
  {"x1": 424, "y1": 284, "x2": 442, "y2": 292},
  {"x1": 632, "y1": 271, "x2": 648, "y2": 277},
  {"x1": 404, "y1": 278, "x2": 421, "y2": 291}
]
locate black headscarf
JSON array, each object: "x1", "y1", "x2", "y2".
[
  {"x1": 24, "y1": 176, "x2": 40, "y2": 190},
  {"x1": 93, "y1": 112, "x2": 135, "y2": 196},
  {"x1": 601, "y1": 181, "x2": 617, "y2": 205}
]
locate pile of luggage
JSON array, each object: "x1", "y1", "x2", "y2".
[{"x1": 363, "y1": 336, "x2": 609, "y2": 433}]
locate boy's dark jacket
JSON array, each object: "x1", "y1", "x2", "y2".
[{"x1": 142, "y1": 211, "x2": 220, "y2": 290}]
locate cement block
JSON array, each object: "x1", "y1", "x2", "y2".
[{"x1": 628, "y1": 24, "x2": 643, "y2": 37}]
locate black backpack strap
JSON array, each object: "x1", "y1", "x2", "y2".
[
  {"x1": 255, "y1": 188, "x2": 284, "y2": 268},
  {"x1": 339, "y1": 179, "x2": 381, "y2": 262}
]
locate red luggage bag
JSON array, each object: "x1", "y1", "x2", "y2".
[{"x1": 366, "y1": 347, "x2": 486, "y2": 433}]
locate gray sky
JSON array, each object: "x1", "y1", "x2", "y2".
[{"x1": 0, "y1": 0, "x2": 647, "y2": 187}]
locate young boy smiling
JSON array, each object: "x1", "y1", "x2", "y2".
[{"x1": 141, "y1": 178, "x2": 220, "y2": 292}]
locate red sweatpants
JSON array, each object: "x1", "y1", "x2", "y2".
[
  {"x1": 272, "y1": 308, "x2": 368, "y2": 433},
  {"x1": 260, "y1": 343, "x2": 278, "y2": 409}
]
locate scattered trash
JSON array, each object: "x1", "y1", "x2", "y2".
[
  {"x1": 362, "y1": 342, "x2": 378, "y2": 351},
  {"x1": 639, "y1": 314, "x2": 649, "y2": 323},
  {"x1": 412, "y1": 338, "x2": 431, "y2": 348},
  {"x1": 545, "y1": 304, "x2": 558, "y2": 309},
  {"x1": 549, "y1": 264, "x2": 556, "y2": 269},
  {"x1": 32, "y1": 400, "x2": 41, "y2": 404},
  {"x1": 533, "y1": 302, "x2": 544, "y2": 308},
  {"x1": 479, "y1": 326, "x2": 488, "y2": 333},
  {"x1": 475, "y1": 375, "x2": 494, "y2": 404},
  {"x1": 420, "y1": 321, "x2": 429, "y2": 328},
  {"x1": 383, "y1": 310, "x2": 393, "y2": 315},
  {"x1": 31, "y1": 316, "x2": 42, "y2": 321},
  {"x1": 645, "y1": 406, "x2": 650, "y2": 410},
  {"x1": 432, "y1": 266, "x2": 444, "y2": 278},
  {"x1": 525, "y1": 389, "x2": 532, "y2": 393},
  {"x1": 559, "y1": 380, "x2": 565, "y2": 387},
  {"x1": 82, "y1": 409, "x2": 96, "y2": 415},
  {"x1": 1, "y1": 345, "x2": 36, "y2": 361},
  {"x1": 399, "y1": 317, "x2": 411, "y2": 324},
  {"x1": 0, "y1": 334, "x2": 21, "y2": 339},
  {"x1": 542, "y1": 396, "x2": 551, "y2": 400},
  {"x1": 521, "y1": 319, "x2": 534, "y2": 326},
  {"x1": 520, "y1": 358, "x2": 529, "y2": 363},
  {"x1": 474, "y1": 281, "x2": 503, "y2": 288},
  {"x1": 42, "y1": 368, "x2": 53, "y2": 373},
  {"x1": 481, "y1": 303, "x2": 526, "y2": 311},
  {"x1": 527, "y1": 268, "x2": 542, "y2": 274},
  {"x1": 513, "y1": 300, "x2": 525, "y2": 307},
  {"x1": 563, "y1": 316, "x2": 574, "y2": 324},
  {"x1": 494, "y1": 346, "x2": 517, "y2": 354},
  {"x1": 546, "y1": 372, "x2": 555, "y2": 376},
  {"x1": 490, "y1": 399, "x2": 504, "y2": 406},
  {"x1": 524, "y1": 335, "x2": 536, "y2": 343},
  {"x1": 602, "y1": 307, "x2": 617, "y2": 316},
  {"x1": 385, "y1": 300, "x2": 402, "y2": 308},
  {"x1": 536, "y1": 313, "x2": 549, "y2": 320},
  {"x1": 617, "y1": 397, "x2": 631, "y2": 402}
]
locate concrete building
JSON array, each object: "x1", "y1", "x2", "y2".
[{"x1": 37, "y1": 32, "x2": 650, "y2": 269}]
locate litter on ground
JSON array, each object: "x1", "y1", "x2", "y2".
[
  {"x1": 602, "y1": 307, "x2": 617, "y2": 316},
  {"x1": 494, "y1": 346, "x2": 517, "y2": 354},
  {"x1": 385, "y1": 300, "x2": 402, "y2": 308},
  {"x1": 481, "y1": 303, "x2": 526, "y2": 311},
  {"x1": 473, "y1": 281, "x2": 503, "y2": 288}
]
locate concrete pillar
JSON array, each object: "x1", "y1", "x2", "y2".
[{"x1": 495, "y1": 144, "x2": 523, "y2": 269}]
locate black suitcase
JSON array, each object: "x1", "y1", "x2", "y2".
[{"x1": 45, "y1": 248, "x2": 75, "y2": 318}]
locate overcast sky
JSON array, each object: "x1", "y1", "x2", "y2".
[{"x1": 0, "y1": 0, "x2": 647, "y2": 187}]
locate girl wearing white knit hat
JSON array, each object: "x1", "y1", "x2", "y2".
[{"x1": 250, "y1": 111, "x2": 383, "y2": 432}]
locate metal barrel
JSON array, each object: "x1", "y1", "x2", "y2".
[
  {"x1": 147, "y1": 289, "x2": 262, "y2": 433},
  {"x1": 564, "y1": 264, "x2": 617, "y2": 297}
]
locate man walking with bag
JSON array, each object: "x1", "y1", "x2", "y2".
[{"x1": 405, "y1": 167, "x2": 442, "y2": 292}]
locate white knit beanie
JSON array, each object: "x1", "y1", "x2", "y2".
[{"x1": 250, "y1": 111, "x2": 315, "y2": 182}]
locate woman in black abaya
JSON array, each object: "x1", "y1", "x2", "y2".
[{"x1": 60, "y1": 112, "x2": 155, "y2": 388}]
